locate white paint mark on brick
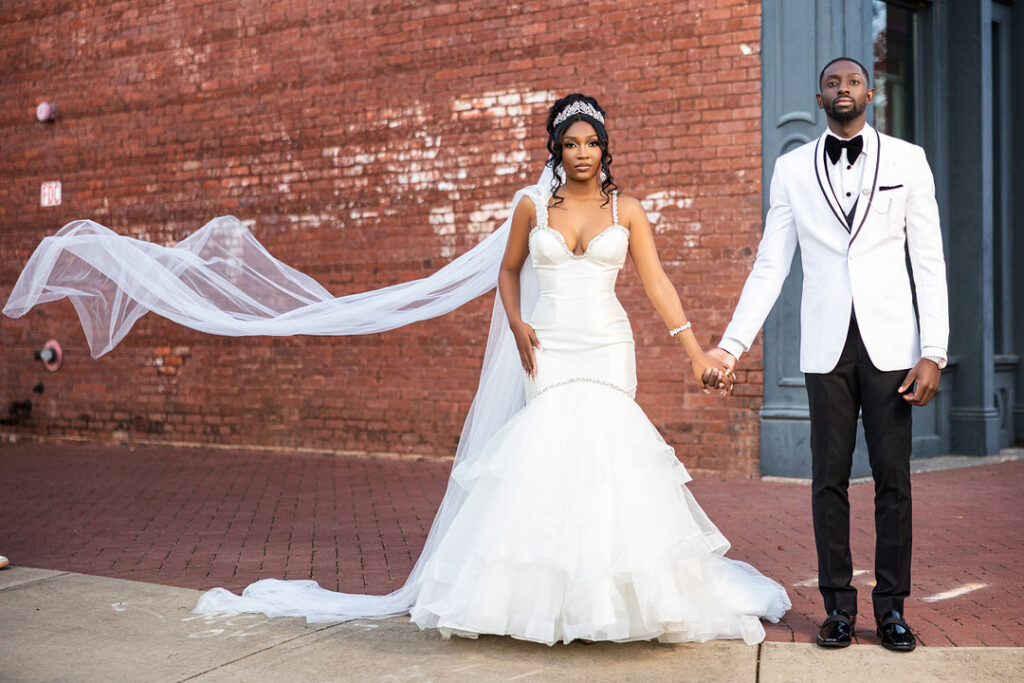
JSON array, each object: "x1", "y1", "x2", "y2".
[
  {"x1": 430, "y1": 205, "x2": 457, "y2": 258},
  {"x1": 922, "y1": 583, "x2": 988, "y2": 602},
  {"x1": 452, "y1": 90, "x2": 557, "y2": 164},
  {"x1": 172, "y1": 45, "x2": 209, "y2": 86},
  {"x1": 740, "y1": 43, "x2": 753, "y2": 55},
  {"x1": 641, "y1": 190, "x2": 695, "y2": 233},
  {"x1": 306, "y1": 90, "x2": 556, "y2": 256},
  {"x1": 468, "y1": 201, "x2": 513, "y2": 234},
  {"x1": 681, "y1": 223, "x2": 703, "y2": 248},
  {"x1": 289, "y1": 214, "x2": 333, "y2": 229}
]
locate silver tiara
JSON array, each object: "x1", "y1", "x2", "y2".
[{"x1": 553, "y1": 101, "x2": 605, "y2": 127}]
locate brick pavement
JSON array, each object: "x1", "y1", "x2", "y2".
[{"x1": 1, "y1": 440, "x2": 1021, "y2": 647}]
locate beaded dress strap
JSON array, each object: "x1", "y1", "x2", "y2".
[
  {"x1": 612, "y1": 192, "x2": 618, "y2": 225},
  {"x1": 532, "y1": 194, "x2": 549, "y2": 231}
]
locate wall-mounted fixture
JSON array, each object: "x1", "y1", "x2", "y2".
[
  {"x1": 34, "y1": 339, "x2": 62, "y2": 372},
  {"x1": 36, "y1": 101, "x2": 57, "y2": 122}
]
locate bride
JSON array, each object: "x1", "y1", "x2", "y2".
[
  {"x1": 405, "y1": 94, "x2": 790, "y2": 645},
  {"x1": 3, "y1": 94, "x2": 790, "y2": 645}
]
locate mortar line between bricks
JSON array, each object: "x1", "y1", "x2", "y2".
[
  {"x1": 755, "y1": 642, "x2": 761, "y2": 683},
  {"x1": 176, "y1": 623, "x2": 337, "y2": 681},
  {"x1": 1, "y1": 432, "x2": 457, "y2": 465},
  {"x1": 0, "y1": 571, "x2": 72, "y2": 593}
]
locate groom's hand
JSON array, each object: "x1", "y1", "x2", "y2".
[
  {"x1": 898, "y1": 359, "x2": 941, "y2": 406},
  {"x1": 704, "y1": 348, "x2": 737, "y2": 396}
]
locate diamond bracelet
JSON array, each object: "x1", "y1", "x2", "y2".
[{"x1": 668, "y1": 322, "x2": 692, "y2": 337}]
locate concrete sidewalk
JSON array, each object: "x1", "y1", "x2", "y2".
[{"x1": 2, "y1": 566, "x2": 1021, "y2": 682}]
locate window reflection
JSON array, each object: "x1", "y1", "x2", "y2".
[{"x1": 872, "y1": 1, "x2": 917, "y2": 141}]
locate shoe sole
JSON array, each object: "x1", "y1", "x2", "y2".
[
  {"x1": 816, "y1": 638, "x2": 851, "y2": 648},
  {"x1": 876, "y1": 629, "x2": 916, "y2": 651}
]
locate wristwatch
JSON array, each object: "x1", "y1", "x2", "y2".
[{"x1": 923, "y1": 355, "x2": 947, "y2": 370}]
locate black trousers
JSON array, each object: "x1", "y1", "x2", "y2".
[{"x1": 805, "y1": 315, "x2": 913, "y2": 619}]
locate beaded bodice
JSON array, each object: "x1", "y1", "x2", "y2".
[
  {"x1": 523, "y1": 190, "x2": 636, "y2": 402},
  {"x1": 528, "y1": 192, "x2": 629, "y2": 297}
]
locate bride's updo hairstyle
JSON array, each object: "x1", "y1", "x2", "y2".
[{"x1": 545, "y1": 93, "x2": 619, "y2": 208}]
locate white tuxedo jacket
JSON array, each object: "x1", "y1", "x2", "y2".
[{"x1": 720, "y1": 125, "x2": 949, "y2": 374}]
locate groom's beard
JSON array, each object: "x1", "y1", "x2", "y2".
[{"x1": 823, "y1": 97, "x2": 867, "y2": 122}]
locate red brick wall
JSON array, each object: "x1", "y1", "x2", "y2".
[{"x1": 1, "y1": 0, "x2": 765, "y2": 476}]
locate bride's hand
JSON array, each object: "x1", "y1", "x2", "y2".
[
  {"x1": 510, "y1": 320, "x2": 542, "y2": 378},
  {"x1": 690, "y1": 351, "x2": 733, "y2": 396}
]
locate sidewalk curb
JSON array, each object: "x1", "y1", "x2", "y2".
[{"x1": 2, "y1": 567, "x2": 1021, "y2": 682}]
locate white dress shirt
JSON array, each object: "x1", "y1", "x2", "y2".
[{"x1": 824, "y1": 127, "x2": 870, "y2": 220}]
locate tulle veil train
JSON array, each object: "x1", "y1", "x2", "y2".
[{"x1": 4, "y1": 169, "x2": 556, "y2": 622}]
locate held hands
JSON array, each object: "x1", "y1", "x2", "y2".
[
  {"x1": 693, "y1": 348, "x2": 735, "y2": 396},
  {"x1": 510, "y1": 319, "x2": 541, "y2": 378},
  {"x1": 898, "y1": 358, "x2": 942, "y2": 406},
  {"x1": 703, "y1": 347, "x2": 737, "y2": 397}
]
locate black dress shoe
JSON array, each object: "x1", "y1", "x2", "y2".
[
  {"x1": 816, "y1": 609, "x2": 855, "y2": 648},
  {"x1": 876, "y1": 610, "x2": 916, "y2": 651}
]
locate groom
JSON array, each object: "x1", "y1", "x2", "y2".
[{"x1": 709, "y1": 57, "x2": 948, "y2": 651}]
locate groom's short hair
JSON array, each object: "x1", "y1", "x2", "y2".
[{"x1": 818, "y1": 57, "x2": 871, "y2": 91}]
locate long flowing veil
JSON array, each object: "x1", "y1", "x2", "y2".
[{"x1": 3, "y1": 169, "x2": 552, "y2": 622}]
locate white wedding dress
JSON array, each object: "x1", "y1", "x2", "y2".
[
  {"x1": 4, "y1": 173, "x2": 789, "y2": 646},
  {"x1": 407, "y1": 194, "x2": 790, "y2": 644}
]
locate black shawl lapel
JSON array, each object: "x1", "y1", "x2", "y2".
[
  {"x1": 848, "y1": 128, "x2": 881, "y2": 246},
  {"x1": 814, "y1": 134, "x2": 853, "y2": 233}
]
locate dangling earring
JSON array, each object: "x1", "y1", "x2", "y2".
[{"x1": 600, "y1": 170, "x2": 607, "y2": 182}]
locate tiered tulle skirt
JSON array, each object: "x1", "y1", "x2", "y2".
[{"x1": 409, "y1": 382, "x2": 791, "y2": 645}]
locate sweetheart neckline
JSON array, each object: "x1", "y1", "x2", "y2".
[{"x1": 530, "y1": 223, "x2": 629, "y2": 260}]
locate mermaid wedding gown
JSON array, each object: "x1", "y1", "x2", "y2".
[
  {"x1": 406, "y1": 194, "x2": 790, "y2": 644},
  {"x1": 4, "y1": 176, "x2": 790, "y2": 645}
]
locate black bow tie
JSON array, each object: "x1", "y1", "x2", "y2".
[{"x1": 824, "y1": 134, "x2": 863, "y2": 165}]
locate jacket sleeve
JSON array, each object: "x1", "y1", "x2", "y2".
[
  {"x1": 904, "y1": 145, "x2": 949, "y2": 359},
  {"x1": 719, "y1": 156, "x2": 799, "y2": 359}
]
